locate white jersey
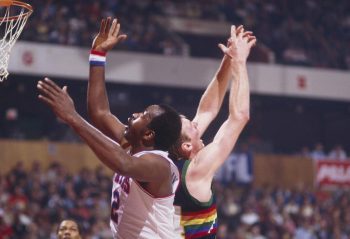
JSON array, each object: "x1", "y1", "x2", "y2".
[{"x1": 110, "y1": 150, "x2": 180, "y2": 239}]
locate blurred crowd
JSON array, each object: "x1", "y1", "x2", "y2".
[
  {"x1": 299, "y1": 143, "x2": 348, "y2": 161},
  {"x1": 156, "y1": 0, "x2": 350, "y2": 69},
  {"x1": 21, "y1": 0, "x2": 350, "y2": 70},
  {"x1": 214, "y1": 182, "x2": 350, "y2": 239},
  {"x1": 0, "y1": 161, "x2": 113, "y2": 239},
  {"x1": 1, "y1": 160, "x2": 350, "y2": 238},
  {"x1": 23, "y1": 0, "x2": 184, "y2": 56}
]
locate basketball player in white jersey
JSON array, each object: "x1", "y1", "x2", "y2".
[
  {"x1": 86, "y1": 17, "x2": 182, "y2": 238},
  {"x1": 37, "y1": 82, "x2": 181, "y2": 237}
]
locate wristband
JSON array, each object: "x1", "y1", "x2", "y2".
[{"x1": 89, "y1": 50, "x2": 106, "y2": 66}]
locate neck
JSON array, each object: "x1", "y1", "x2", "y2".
[{"x1": 130, "y1": 145, "x2": 155, "y2": 155}]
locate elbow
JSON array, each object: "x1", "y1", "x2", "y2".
[
  {"x1": 87, "y1": 111, "x2": 100, "y2": 126},
  {"x1": 241, "y1": 110, "x2": 250, "y2": 122},
  {"x1": 88, "y1": 109, "x2": 108, "y2": 123},
  {"x1": 87, "y1": 106, "x2": 97, "y2": 120},
  {"x1": 231, "y1": 110, "x2": 250, "y2": 125},
  {"x1": 208, "y1": 111, "x2": 219, "y2": 121},
  {"x1": 239, "y1": 113, "x2": 250, "y2": 126}
]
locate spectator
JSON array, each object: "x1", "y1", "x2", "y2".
[
  {"x1": 310, "y1": 143, "x2": 326, "y2": 160},
  {"x1": 328, "y1": 145, "x2": 347, "y2": 160},
  {"x1": 2, "y1": 160, "x2": 350, "y2": 237},
  {"x1": 18, "y1": 0, "x2": 350, "y2": 70},
  {"x1": 57, "y1": 219, "x2": 82, "y2": 239}
]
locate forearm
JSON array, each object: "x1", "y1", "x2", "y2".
[
  {"x1": 230, "y1": 61, "x2": 250, "y2": 119},
  {"x1": 68, "y1": 112, "x2": 129, "y2": 174},
  {"x1": 87, "y1": 53, "x2": 126, "y2": 143},
  {"x1": 87, "y1": 65, "x2": 111, "y2": 122},
  {"x1": 197, "y1": 55, "x2": 231, "y2": 115},
  {"x1": 194, "y1": 55, "x2": 232, "y2": 134}
]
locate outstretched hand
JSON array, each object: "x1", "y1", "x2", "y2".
[
  {"x1": 37, "y1": 78, "x2": 77, "y2": 124},
  {"x1": 218, "y1": 25, "x2": 257, "y2": 63},
  {"x1": 92, "y1": 17, "x2": 127, "y2": 52}
]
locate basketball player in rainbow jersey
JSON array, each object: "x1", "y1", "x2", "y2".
[{"x1": 169, "y1": 25, "x2": 256, "y2": 238}]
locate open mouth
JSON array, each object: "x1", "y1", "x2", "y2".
[
  {"x1": 124, "y1": 125, "x2": 129, "y2": 134},
  {"x1": 127, "y1": 116, "x2": 134, "y2": 126}
]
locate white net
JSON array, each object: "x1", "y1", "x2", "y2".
[{"x1": 0, "y1": 4, "x2": 31, "y2": 81}]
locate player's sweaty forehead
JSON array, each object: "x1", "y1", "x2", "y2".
[{"x1": 145, "y1": 105, "x2": 164, "y2": 118}]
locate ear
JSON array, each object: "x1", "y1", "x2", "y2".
[
  {"x1": 180, "y1": 142, "x2": 192, "y2": 158},
  {"x1": 142, "y1": 129, "x2": 155, "y2": 146},
  {"x1": 144, "y1": 129, "x2": 155, "y2": 139}
]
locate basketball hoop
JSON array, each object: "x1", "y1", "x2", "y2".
[{"x1": 0, "y1": 0, "x2": 33, "y2": 81}]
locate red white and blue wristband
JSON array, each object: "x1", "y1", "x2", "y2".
[{"x1": 89, "y1": 50, "x2": 106, "y2": 66}]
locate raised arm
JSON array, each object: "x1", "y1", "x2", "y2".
[
  {"x1": 38, "y1": 78, "x2": 170, "y2": 183},
  {"x1": 189, "y1": 26, "x2": 256, "y2": 185},
  {"x1": 192, "y1": 26, "x2": 244, "y2": 137},
  {"x1": 88, "y1": 17, "x2": 127, "y2": 144},
  {"x1": 192, "y1": 55, "x2": 231, "y2": 137}
]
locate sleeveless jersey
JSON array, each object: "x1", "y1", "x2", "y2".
[
  {"x1": 110, "y1": 150, "x2": 180, "y2": 239},
  {"x1": 174, "y1": 159, "x2": 217, "y2": 239}
]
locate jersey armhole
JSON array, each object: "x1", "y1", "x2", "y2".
[{"x1": 181, "y1": 160, "x2": 214, "y2": 207}]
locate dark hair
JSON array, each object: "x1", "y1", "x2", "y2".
[
  {"x1": 57, "y1": 219, "x2": 82, "y2": 234},
  {"x1": 168, "y1": 133, "x2": 189, "y2": 161},
  {"x1": 147, "y1": 104, "x2": 181, "y2": 151}
]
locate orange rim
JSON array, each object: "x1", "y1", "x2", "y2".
[
  {"x1": 0, "y1": 0, "x2": 33, "y2": 21},
  {"x1": 0, "y1": 0, "x2": 13, "y2": 7}
]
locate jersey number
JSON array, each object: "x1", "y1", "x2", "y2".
[{"x1": 111, "y1": 189, "x2": 120, "y2": 224}]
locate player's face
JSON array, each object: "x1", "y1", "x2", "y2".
[
  {"x1": 181, "y1": 117, "x2": 204, "y2": 156},
  {"x1": 124, "y1": 105, "x2": 161, "y2": 142},
  {"x1": 57, "y1": 220, "x2": 81, "y2": 239}
]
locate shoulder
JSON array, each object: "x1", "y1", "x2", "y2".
[{"x1": 138, "y1": 152, "x2": 172, "y2": 170}]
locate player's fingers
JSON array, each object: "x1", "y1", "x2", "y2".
[
  {"x1": 236, "y1": 25, "x2": 244, "y2": 35},
  {"x1": 226, "y1": 38, "x2": 234, "y2": 47},
  {"x1": 99, "y1": 19, "x2": 106, "y2": 35},
  {"x1": 104, "y1": 17, "x2": 111, "y2": 35},
  {"x1": 238, "y1": 28, "x2": 244, "y2": 40},
  {"x1": 218, "y1": 43, "x2": 229, "y2": 55},
  {"x1": 37, "y1": 80, "x2": 57, "y2": 97},
  {"x1": 118, "y1": 34, "x2": 127, "y2": 42},
  {"x1": 112, "y1": 21, "x2": 119, "y2": 37},
  {"x1": 230, "y1": 25, "x2": 237, "y2": 41},
  {"x1": 110, "y1": 19, "x2": 118, "y2": 37},
  {"x1": 43, "y1": 77, "x2": 62, "y2": 93},
  {"x1": 38, "y1": 94, "x2": 54, "y2": 106},
  {"x1": 243, "y1": 31, "x2": 253, "y2": 38},
  {"x1": 248, "y1": 38, "x2": 257, "y2": 48},
  {"x1": 247, "y1": 35, "x2": 257, "y2": 43}
]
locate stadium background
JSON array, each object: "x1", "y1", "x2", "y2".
[{"x1": 1, "y1": 0, "x2": 350, "y2": 238}]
